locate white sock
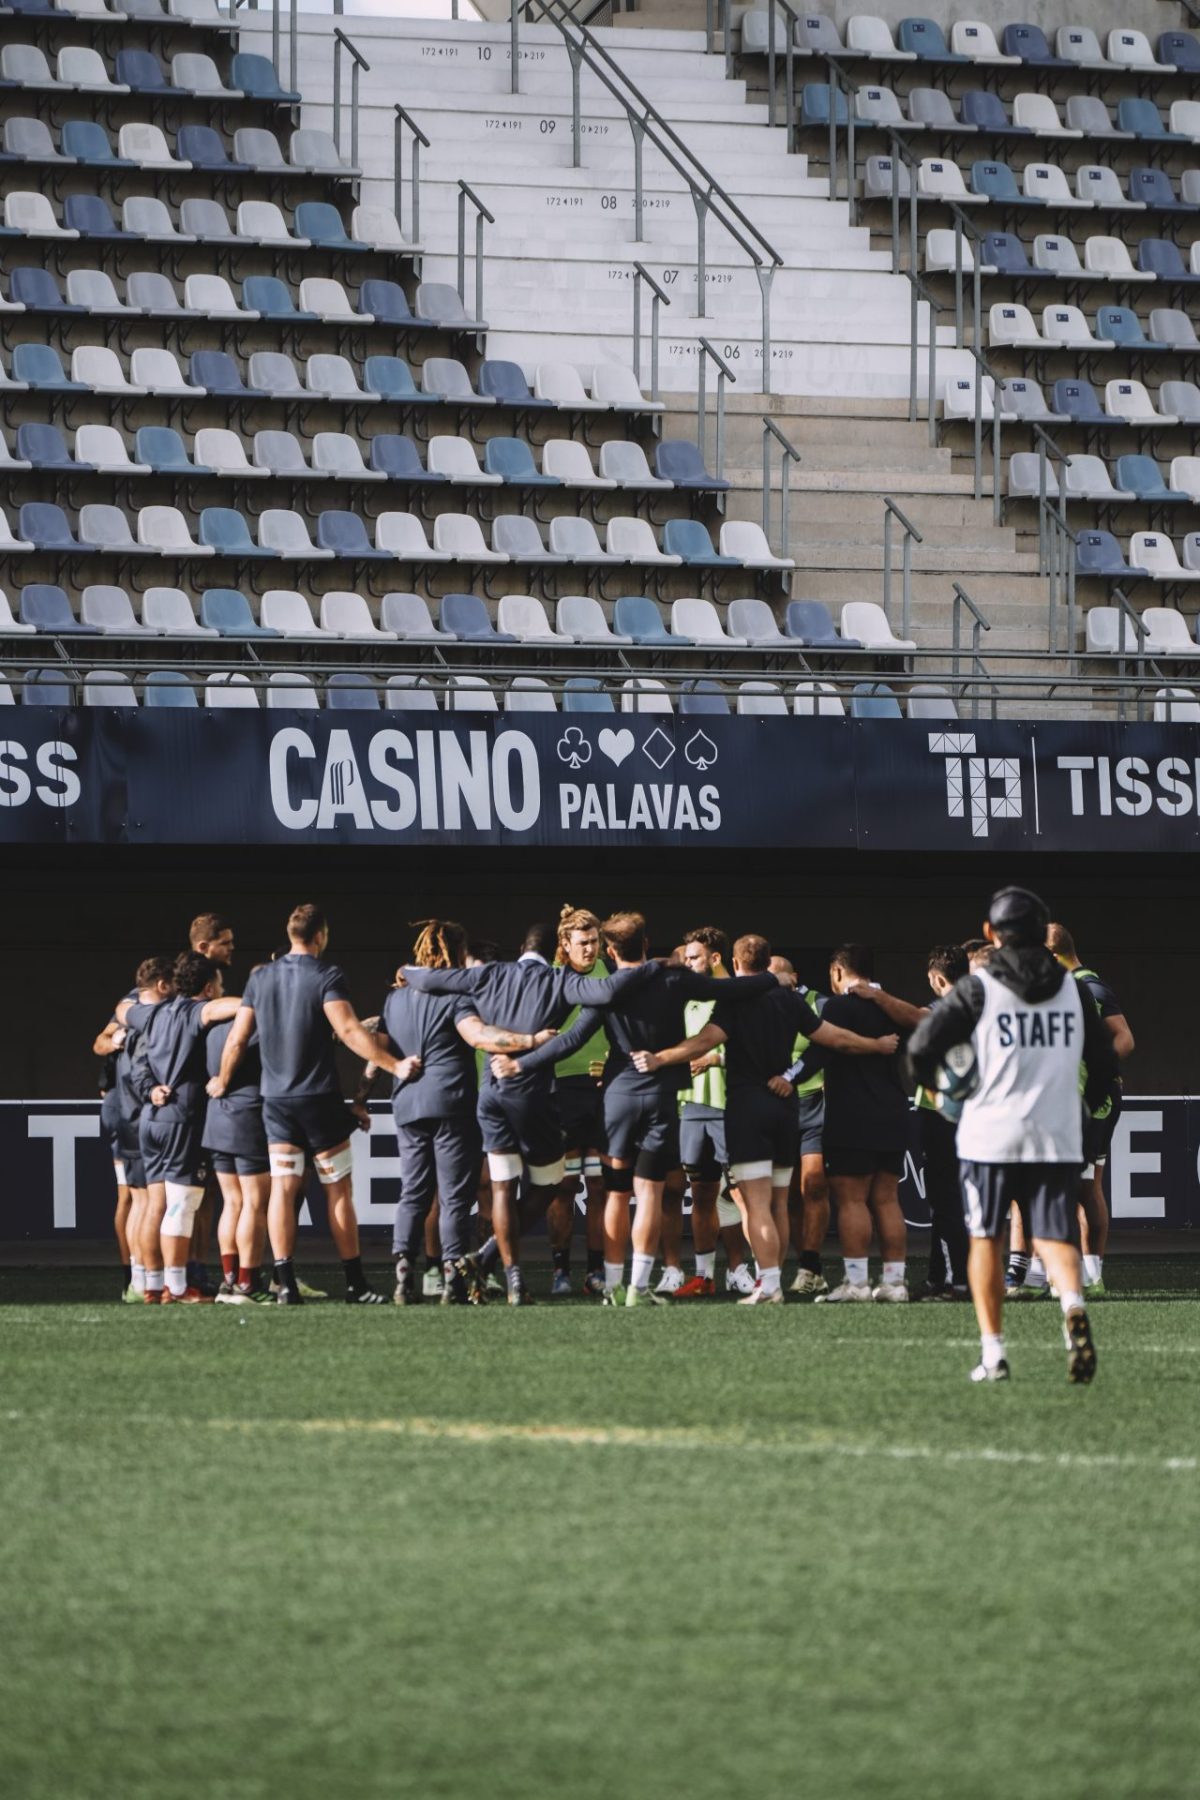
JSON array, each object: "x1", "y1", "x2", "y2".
[
  {"x1": 1025, "y1": 1256, "x2": 1048, "y2": 1290},
  {"x1": 759, "y1": 1265, "x2": 781, "y2": 1295},
  {"x1": 882, "y1": 1260, "x2": 906, "y2": 1286},
  {"x1": 1059, "y1": 1288, "x2": 1085, "y2": 1316},
  {"x1": 981, "y1": 1332, "x2": 1006, "y2": 1370},
  {"x1": 604, "y1": 1261, "x2": 625, "y2": 1294},
  {"x1": 631, "y1": 1252, "x2": 654, "y2": 1292},
  {"x1": 165, "y1": 1265, "x2": 187, "y2": 1297},
  {"x1": 145, "y1": 1268, "x2": 165, "y2": 1293},
  {"x1": 695, "y1": 1251, "x2": 715, "y2": 1279},
  {"x1": 844, "y1": 1257, "x2": 869, "y2": 1288},
  {"x1": 131, "y1": 1262, "x2": 146, "y2": 1294},
  {"x1": 1083, "y1": 1255, "x2": 1102, "y2": 1284}
]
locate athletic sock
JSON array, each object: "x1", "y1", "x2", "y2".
[
  {"x1": 552, "y1": 1247, "x2": 570, "y2": 1276},
  {"x1": 239, "y1": 1266, "x2": 260, "y2": 1293},
  {"x1": 844, "y1": 1257, "x2": 869, "y2": 1288},
  {"x1": 1025, "y1": 1256, "x2": 1048, "y2": 1291},
  {"x1": 586, "y1": 1247, "x2": 604, "y2": 1275},
  {"x1": 120, "y1": 1262, "x2": 132, "y2": 1291},
  {"x1": 981, "y1": 1332, "x2": 1006, "y2": 1370},
  {"x1": 1059, "y1": 1288, "x2": 1085, "y2": 1317},
  {"x1": 477, "y1": 1236, "x2": 502, "y2": 1274},
  {"x1": 131, "y1": 1262, "x2": 146, "y2": 1295},
  {"x1": 630, "y1": 1252, "x2": 654, "y2": 1292},
  {"x1": 145, "y1": 1268, "x2": 165, "y2": 1294},
  {"x1": 695, "y1": 1251, "x2": 716, "y2": 1280},
  {"x1": 882, "y1": 1260, "x2": 906, "y2": 1287},
  {"x1": 165, "y1": 1265, "x2": 187, "y2": 1298},
  {"x1": 604, "y1": 1260, "x2": 625, "y2": 1294},
  {"x1": 1083, "y1": 1255, "x2": 1103, "y2": 1285},
  {"x1": 1007, "y1": 1251, "x2": 1030, "y2": 1285},
  {"x1": 274, "y1": 1256, "x2": 300, "y2": 1298},
  {"x1": 505, "y1": 1264, "x2": 523, "y2": 1296},
  {"x1": 220, "y1": 1253, "x2": 238, "y2": 1283},
  {"x1": 759, "y1": 1265, "x2": 781, "y2": 1295},
  {"x1": 798, "y1": 1250, "x2": 824, "y2": 1276},
  {"x1": 342, "y1": 1255, "x2": 368, "y2": 1297}
]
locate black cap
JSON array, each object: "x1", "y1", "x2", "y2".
[{"x1": 987, "y1": 886, "x2": 1049, "y2": 946}]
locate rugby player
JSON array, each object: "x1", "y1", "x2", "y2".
[
  {"x1": 185, "y1": 915, "x2": 235, "y2": 1291},
  {"x1": 908, "y1": 888, "x2": 1117, "y2": 1383},
  {"x1": 207, "y1": 903, "x2": 406, "y2": 1306},
  {"x1": 95, "y1": 956, "x2": 175, "y2": 1302},
  {"x1": 813, "y1": 946, "x2": 911, "y2": 1303},
  {"x1": 770, "y1": 955, "x2": 833, "y2": 1299},
  {"x1": 94, "y1": 1025, "x2": 132, "y2": 1296},
  {"x1": 203, "y1": 985, "x2": 271, "y2": 1304},
  {"x1": 549, "y1": 906, "x2": 611, "y2": 1299}
]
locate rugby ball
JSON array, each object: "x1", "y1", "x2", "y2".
[{"x1": 933, "y1": 1041, "x2": 980, "y2": 1112}]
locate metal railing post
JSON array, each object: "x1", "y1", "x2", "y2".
[
  {"x1": 768, "y1": 0, "x2": 777, "y2": 129},
  {"x1": 392, "y1": 106, "x2": 429, "y2": 248},
  {"x1": 333, "y1": 32, "x2": 341, "y2": 152},
  {"x1": 697, "y1": 338, "x2": 737, "y2": 478},
  {"x1": 762, "y1": 417, "x2": 801, "y2": 561},
  {"x1": 706, "y1": 0, "x2": 714, "y2": 56},
  {"x1": 568, "y1": 39, "x2": 583, "y2": 167},
  {"x1": 883, "y1": 499, "x2": 923, "y2": 636},
  {"x1": 827, "y1": 68, "x2": 837, "y2": 203},
  {"x1": 756, "y1": 263, "x2": 774, "y2": 397},
  {"x1": 632, "y1": 263, "x2": 670, "y2": 401},
  {"x1": 630, "y1": 116, "x2": 645, "y2": 241},
  {"x1": 271, "y1": 0, "x2": 279, "y2": 92},
  {"x1": 456, "y1": 181, "x2": 496, "y2": 319},
  {"x1": 693, "y1": 190, "x2": 708, "y2": 317},
  {"x1": 288, "y1": 0, "x2": 296, "y2": 108},
  {"x1": 511, "y1": 0, "x2": 520, "y2": 94},
  {"x1": 722, "y1": 0, "x2": 732, "y2": 80}
]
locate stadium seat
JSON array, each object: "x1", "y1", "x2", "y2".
[
  {"x1": 258, "y1": 510, "x2": 331, "y2": 561},
  {"x1": 1097, "y1": 307, "x2": 1152, "y2": 352},
  {"x1": 1002, "y1": 23, "x2": 1068, "y2": 66},
  {"x1": 83, "y1": 671, "x2": 137, "y2": 708},
  {"x1": 608, "y1": 518, "x2": 680, "y2": 568},
  {"x1": 556, "y1": 596, "x2": 631, "y2": 645},
  {"x1": 1058, "y1": 454, "x2": 1121, "y2": 503},
  {"x1": 22, "y1": 670, "x2": 73, "y2": 706},
  {"x1": 479, "y1": 360, "x2": 554, "y2": 409},
  {"x1": 737, "y1": 680, "x2": 789, "y2": 716},
  {"x1": 1153, "y1": 686, "x2": 1200, "y2": 720},
  {"x1": 1150, "y1": 309, "x2": 1200, "y2": 351},
  {"x1": 132, "y1": 350, "x2": 201, "y2": 396},
  {"x1": 195, "y1": 351, "x2": 252, "y2": 397},
  {"x1": 841, "y1": 602, "x2": 916, "y2": 652},
  {"x1": 66, "y1": 270, "x2": 132, "y2": 315},
  {"x1": 1105, "y1": 380, "x2": 1176, "y2": 425},
  {"x1": 1042, "y1": 305, "x2": 1111, "y2": 352},
  {"x1": 497, "y1": 595, "x2": 569, "y2": 642},
  {"x1": 1076, "y1": 166, "x2": 1139, "y2": 210},
  {"x1": 317, "y1": 512, "x2": 389, "y2": 561},
  {"x1": 5, "y1": 117, "x2": 63, "y2": 163},
  {"x1": 120, "y1": 123, "x2": 185, "y2": 169},
  {"x1": 1128, "y1": 168, "x2": 1188, "y2": 213},
  {"x1": 447, "y1": 677, "x2": 498, "y2": 714},
  {"x1": 17, "y1": 423, "x2": 84, "y2": 472},
  {"x1": 794, "y1": 680, "x2": 846, "y2": 716},
  {"x1": 237, "y1": 201, "x2": 305, "y2": 249},
  {"x1": 591, "y1": 365, "x2": 663, "y2": 413},
  {"x1": 1085, "y1": 237, "x2": 1150, "y2": 282},
  {"x1": 600, "y1": 441, "x2": 671, "y2": 490},
  {"x1": 918, "y1": 160, "x2": 977, "y2": 205},
  {"x1": 952, "y1": 21, "x2": 1019, "y2": 63},
  {"x1": 20, "y1": 504, "x2": 81, "y2": 552},
  {"x1": 306, "y1": 354, "x2": 374, "y2": 405},
  {"x1": 265, "y1": 673, "x2": 320, "y2": 711},
  {"x1": 0, "y1": 588, "x2": 36, "y2": 635},
  {"x1": 980, "y1": 233, "x2": 1035, "y2": 279},
  {"x1": 312, "y1": 433, "x2": 380, "y2": 483},
  {"x1": 1075, "y1": 531, "x2": 1148, "y2": 581},
  {"x1": 1130, "y1": 534, "x2": 1199, "y2": 583},
  {"x1": 1056, "y1": 25, "x2": 1109, "y2": 69},
  {"x1": 200, "y1": 588, "x2": 279, "y2": 637},
  {"x1": 855, "y1": 85, "x2": 908, "y2": 130},
  {"x1": 613, "y1": 596, "x2": 677, "y2": 646},
  {"x1": 1024, "y1": 164, "x2": 1087, "y2": 208},
  {"x1": 384, "y1": 676, "x2": 439, "y2": 712},
  {"x1": 428, "y1": 436, "x2": 501, "y2": 486},
  {"x1": 787, "y1": 600, "x2": 860, "y2": 648},
  {"x1": 1013, "y1": 94, "x2": 1077, "y2": 137},
  {"x1": 620, "y1": 677, "x2": 673, "y2": 714},
  {"x1": 143, "y1": 670, "x2": 199, "y2": 707},
  {"x1": 180, "y1": 198, "x2": 233, "y2": 242},
  {"x1": 851, "y1": 681, "x2": 903, "y2": 718},
  {"x1": 0, "y1": 508, "x2": 33, "y2": 552},
  {"x1": 742, "y1": 7, "x2": 795, "y2": 55},
  {"x1": 1085, "y1": 606, "x2": 1160, "y2": 654},
  {"x1": 1160, "y1": 31, "x2": 1200, "y2": 73},
  {"x1": 370, "y1": 436, "x2": 440, "y2": 484},
  {"x1": 727, "y1": 598, "x2": 789, "y2": 647},
  {"x1": 380, "y1": 594, "x2": 448, "y2": 641},
  {"x1": 991, "y1": 303, "x2": 1046, "y2": 349},
  {"x1": 548, "y1": 518, "x2": 623, "y2": 565},
  {"x1": 1108, "y1": 28, "x2": 1173, "y2": 71},
  {"x1": 421, "y1": 357, "x2": 489, "y2": 406},
  {"x1": 534, "y1": 363, "x2": 604, "y2": 410},
  {"x1": 136, "y1": 431, "x2": 203, "y2": 478},
  {"x1": 195, "y1": 428, "x2": 267, "y2": 482},
  {"x1": 662, "y1": 519, "x2": 738, "y2": 568},
  {"x1": 260, "y1": 591, "x2": 328, "y2": 638},
  {"x1": 503, "y1": 677, "x2": 557, "y2": 714},
  {"x1": 375, "y1": 513, "x2": 450, "y2": 562},
  {"x1": 493, "y1": 518, "x2": 562, "y2": 565},
  {"x1": 79, "y1": 503, "x2": 139, "y2": 555},
  {"x1": 186, "y1": 275, "x2": 252, "y2": 319},
  {"x1": 440, "y1": 593, "x2": 516, "y2": 643},
  {"x1": 231, "y1": 52, "x2": 300, "y2": 105},
  {"x1": 291, "y1": 129, "x2": 352, "y2": 177},
  {"x1": 6, "y1": 193, "x2": 74, "y2": 239},
  {"x1": 485, "y1": 439, "x2": 560, "y2": 488},
  {"x1": 1052, "y1": 380, "x2": 1107, "y2": 425},
  {"x1": 1168, "y1": 456, "x2": 1200, "y2": 502},
  {"x1": 846, "y1": 15, "x2": 913, "y2": 58},
  {"x1": 364, "y1": 356, "x2": 426, "y2": 404},
  {"x1": 907, "y1": 683, "x2": 959, "y2": 719},
  {"x1": 944, "y1": 376, "x2": 1011, "y2": 422},
  {"x1": 205, "y1": 674, "x2": 259, "y2": 709},
  {"x1": 142, "y1": 588, "x2": 215, "y2": 635},
  {"x1": 417, "y1": 281, "x2": 485, "y2": 332},
  {"x1": 320, "y1": 593, "x2": 397, "y2": 640},
  {"x1": 1033, "y1": 235, "x2": 1082, "y2": 278},
  {"x1": 907, "y1": 89, "x2": 961, "y2": 131},
  {"x1": 254, "y1": 431, "x2": 313, "y2": 480},
  {"x1": 244, "y1": 276, "x2": 309, "y2": 322},
  {"x1": 541, "y1": 441, "x2": 612, "y2": 489},
  {"x1": 926, "y1": 229, "x2": 977, "y2": 274},
  {"x1": 297, "y1": 278, "x2": 357, "y2": 325},
  {"x1": 294, "y1": 202, "x2": 365, "y2": 252},
  {"x1": 1115, "y1": 456, "x2": 1188, "y2": 507},
  {"x1": 351, "y1": 208, "x2": 413, "y2": 253},
  {"x1": 434, "y1": 514, "x2": 507, "y2": 564},
  {"x1": 674, "y1": 680, "x2": 727, "y2": 716},
  {"x1": 670, "y1": 599, "x2": 745, "y2": 645},
  {"x1": 177, "y1": 125, "x2": 239, "y2": 172},
  {"x1": 138, "y1": 506, "x2": 210, "y2": 556},
  {"x1": 1137, "y1": 240, "x2": 1200, "y2": 284},
  {"x1": 959, "y1": 90, "x2": 1021, "y2": 134},
  {"x1": 60, "y1": 46, "x2": 124, "y2": 90},
  {"x1": 200, "y1": 508, "x2": 275, "y2": 560},
  {"x1": 719, "y1": 522, "x2": 794, "y2": 570},
  {"x1": 654, "y1": 441, "x2": 730, "y2": 492},
  {"x1": 865, "y1": 155, "x2": 910, "y2": 200},
  {"x1": 74, "y1": 346, "x2": 142, "y2": 396},
  {"x1": 563, "y1": 678, "x2": 615, "y2": 714},
  {"x1": 21, "y1": 583, "x2": 99, "y2": 633}
]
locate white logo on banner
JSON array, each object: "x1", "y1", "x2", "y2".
[
  {"x1": 0, "y1": 741, "x2": 81, "y2": 810},
  {"x1": 928, "y1": 731, "x2": 1022, "y2": 839}
]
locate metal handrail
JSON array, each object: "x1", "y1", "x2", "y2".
[
  {"x1": 270, "y1": 0, "x2": 297, "y2": 112},
  {"x1": 761, "y1": 416, "x2": 802, "y2": 562},
  {"x1": 332, "y1": 29, "x2": 369, "y2": 173},
  {"x1": 883, "y1": 498, "x2": 923, "y2": 639},
  {"x1": 393, "y1": 104, "x2": 430, "y2": 248},
  {"x1": 1029, "y1": 423, "x2": 1077, "y2": 654},
  {"x1": 632, "y1": 263, "x2": 672, "y2": 403},
  {"x1": 457, "y1": 181, "x2": 495, "y2": 326},
  {"x1": 712, "y1": 0, "x2": 802, "y2": 156},
  {"x1": 698, "y1": 338, "x2": 737, "y2": 480}
]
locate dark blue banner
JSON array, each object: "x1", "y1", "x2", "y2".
[{"x1": 1, "y1": 712, "x2": 1199, "y2": 850}]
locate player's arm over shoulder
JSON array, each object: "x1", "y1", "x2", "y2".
[{"x1": 906, "y1": 976, "x2": 985, "y2": 1080}]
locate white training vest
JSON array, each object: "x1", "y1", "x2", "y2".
[{"x1": 956, "y1": 968, "x2": 1085, "y2": 1164}]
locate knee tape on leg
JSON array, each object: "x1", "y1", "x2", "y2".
[
  {"x1": 314, "y1": 1142, "x2": 354, "y2": 1185},
  {"x1": 530, "y1": 1158, "x2": 566, "y2": 1187},
  {"x1": 487, "y1": 1151, "x2": 523, "y2": 1183},
  {"x1": 605, "y1": 1166, "x2": 634, "y2": 1199},
  {"x1": 584, "y1": 1154, "x2": 603, "y2": 1180},
  {"x1": 716, "y1": 1194, "x2": 742, "y2": 1228},
  {"x1": 112, "y1": 1160, "x2": 126, "y2": 1186},
  {"x1": 162, "y1": 1183, "x2": 204, "y2": 1237},
  {"x1": 772, "y1": 1166, "x2": 795, "y2": 1189},
  {"x1": 729, "y1": 1159, "x2": 772, "y2": 1184},
  {"x1": 564, "y1": 1154, "x2": 582, "y2": 1178},
  {"x1": 269, "y1": 1148, "x2": 305, "y2": 1179}
]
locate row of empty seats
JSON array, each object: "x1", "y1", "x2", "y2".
[
  {"x1": 989, "y1": 302, "x2": 1200, "y2": 355},
  {"x1": 1085, "y1": 604, "x2": 1200, "y2": 653},
  {"x1": 0, "y1": 421, "x2": 726, "y2": 495},
  {"x1": 0, "y1": 44, "x2": 296, "y2": 102},
  {"x1": 0, "y1": 0, "x2": 228, "y2": 23},
  {"x1": 2, "y1": 267, "x2": 445, "y2": 329},
  {"x1": 0, "y1": 504, "x2": 779, "y2": 571},
  {"x1": 745, "y1": 14, "x2": 1200, "y2": 74},
  {"x1": 1073, "y1": 529, "x2": 1200, "y2": 584},
  {"x1": 0, "y1": 344, "x2": 659, "y2": 414},
  {"x1": 874, "y1": 157, "x2": 1200, "y2": 213},
  {"x1": 1, "y1": 117, "x2": 356, "y2": 178},
  {"x1": 804, "y1": 80, "x2": 1200, "y2": 142},
  {"x1": 2, "y1": 191, "x2": 408, "y2": 255},
  {"x1": 929, "y1": 229, "x2": 1200, "y2": 286},
  {"x1": 0, "y1": 586, "x2": 911, "y2": 651},
  {"x1": 0, "y1": 670, "x2": 953, "y2": 715},
  {"x1": 1008, "y1": 451, "x2": 1200, "y2": 506},
  {"x1": 944, "y1": 373, "x2": 1200, "y2": 426}
]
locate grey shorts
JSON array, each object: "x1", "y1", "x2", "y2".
[
  {"x1": 796, "y1": 1090, "x2": 824, "y2": 1157},
  {"x1": 679, "y1": 1104, "x2": 726, "y2": 1182},
  {"x1": 959, "y1": 1159, "x2": 1081, "y2": 1244}
]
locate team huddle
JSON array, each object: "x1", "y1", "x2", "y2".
[{"x1": 94, "y1": 887, "x2": 1129, "y2": 1383}]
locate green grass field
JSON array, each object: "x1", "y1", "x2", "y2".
[{"x1": 2, "y1": 1255, "x2": 1197, "y2": 1800}]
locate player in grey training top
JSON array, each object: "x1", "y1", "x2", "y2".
[{"x1": 908, "y1": 887, "x2": 1117, "y2": 1386}]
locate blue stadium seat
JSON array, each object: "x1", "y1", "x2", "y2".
[
  {"x1": 661, "y1": 519, "x2": 739, "y2": 567},
  {"x1": 800, "y1": 83, "x2": 849, "y2": 128},
  {"x1": 850, "y1": 681, "x2": 903, "y2": 718},
  {"x1": 369, "y1": 435, "x2": 442, "y2": 484},
  {"x1": 198, "y1": 510, "x2": 275, "y2": 560},
  {"x1": 1096, "y1": 307, "x2": 1153, "y2": 351},
  {"x1": 1114, "y1": 455, "x2": 1188, "y2": 505},
  {"x1": 12, "y1": 344, "x2": 85, "y2": 391},
  {"x1": 136, "y1": 427, "x2": 206, "y2": 475},
  {"x1": 230, "y1": 53, "x2": 301, "y2": 105},
  {"x1": 679, "y1": 679, "x2": 730, "y2": 715},
  {"x1": 317, "y1": 511, "x2": 389, "y2": 561},
  {"x1": 191, "y1": 350, "x2": 251, "y2": 396},
  {"x1": 22, "y1": 669, "x2": 73, "y2": 706},
  {"x1": 242, "y1": 275, "x2": 312, "y2": 321},
  {"x1": 325, "y1": 673, "x2": 381, "y2": 711},
  {"x1": 479, "y1": 360, "x2": 554, "y2": 408},
  {"x1": 1137, "y1": 239, "x2": 1200, "y2": 284},
  {"x1": 61, "y1": 121, "x2": 131, "y2": 168},
  {"x1": 144, "y1": 670, "x2": 198, "y2": 708},
  {"x1": 10, "y1": 267, "x2": 81, "y2": 312},
  {"x1": 1052, "y1": 379, "x2": 1107, "y2": 423},
  {"x1": 1128, "y1": 168, "x2": 1188, "y2": 212},
  {"x1": 786, "y1": 600, "x2": 860, "y2": 648},
  {"x1": 439, "y1": 593, "x2": 517, "y2": 642},
  {"x1": 64, "y1": 193, "x2": 136, "y2": 241},
  {"x1": 563, "y1": 678, "x2": 615, "y2": 714},
  {"x1": 897, "y1": 17, "x2": 965, "y2": 60},
  {"x1": 20, "y1": 583, "x2": 99, "y2": 632},
  {"x1": 970, "y1": 161, "x2": 1028, "y2": 204},
  {"x1": 363, "y1": 355, "x2": 426, "y2": 403},
  {"x1": 484, "y1": 438, "x2": 559, "y2": 486},
  {"x1": 115, "y1": 50, "x2": 172, "y2": 93},
  {"x1": 1159, "y1": 31, "x2": 1200, "y2": 72},
  {"x1": 19, "y1": 505, "x2": 81, "y2": 552},
  {"x1": 16, "y1": 424, "x2": 86, "y2": 471},
  {"x1": 293, "y1": 201, "x2": 366, "y2": 251},
  {"x1": 961, "y1": 90, "x2": 1027, "y2": 134},
  {"x1": 1117, "y1": 98, "x2": 1183, "y2": 141},
  {"x1": 199, "y1": 588, "x2": 280, "y2": 636},
  {"x1": 1001, "y1": 24, "x2": 1069, "y2": 66},
  {"x1": 613, "y1": 596, "x2": 679, "y2": 645},
  {"x1": 654, "y1": 440, "x2": 731, "y2": 492},
  {"x1": 1075, "y1": 530, "x2": 1148, "y2": 580},
  {"x1": 177, "y1": 125, "x2": 243, "y2": 171},
  {"x1": 359, "y1": 280, "x2": 420, "y2": 328},
  {"x1": 982, "y1": 232, "x2": 1039, "y2": 278}
]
